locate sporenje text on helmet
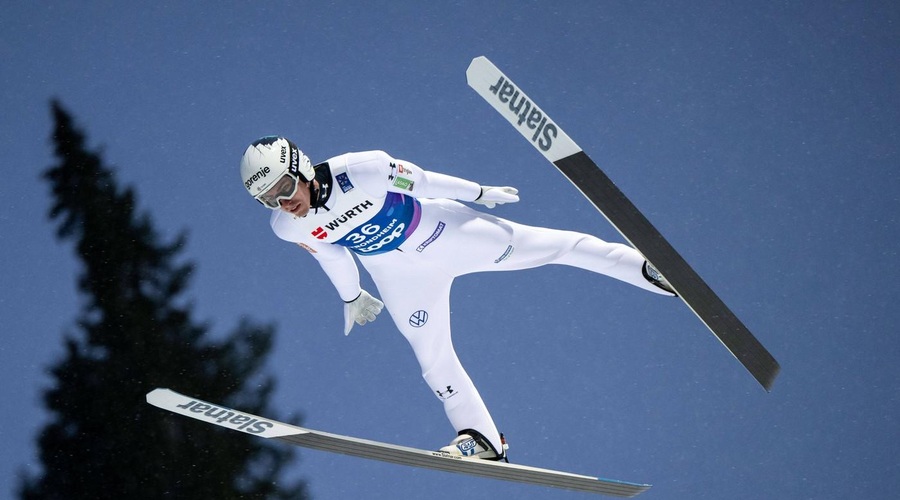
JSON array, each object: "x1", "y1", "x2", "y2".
[{"x1": 244, "y1": 166, "x2": 271, "y2": 190}]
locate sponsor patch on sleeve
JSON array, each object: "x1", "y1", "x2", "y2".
[
  {"x1": 392, "y1": 176, "x2": 414, "y2": 191},
  {"x1": 336, "y1": 172, "x2": 354, "y2": 193}
]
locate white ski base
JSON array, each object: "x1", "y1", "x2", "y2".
[{"x1": 146, "y1": 388, "x2": 650, "y2": 497}]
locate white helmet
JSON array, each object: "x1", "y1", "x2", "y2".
[{"x1": 240, "y1": 136, "x2": 314, "y2": 206}]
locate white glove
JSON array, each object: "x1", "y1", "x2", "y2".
[
  {"x1": 343, "y1": 290, "x2": 384, "y2": 336},
  {"x1": 473, "y1": 186, "x2": 519, "y2": 209}
]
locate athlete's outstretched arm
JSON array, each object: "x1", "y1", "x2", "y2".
[
  {"x1": 301, "y1": 241, "x2": 363, "y2": 302},
  {"x1": 349, "y1": 150, "x2": 517, "y2": 204}
]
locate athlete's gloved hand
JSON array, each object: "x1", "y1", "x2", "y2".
[
  {"x1": 343, "y1": 290, "x2": 385, "y2": 336},
  {"x1": 473, "y1": 186, "x2": 519, "y2": 209}
]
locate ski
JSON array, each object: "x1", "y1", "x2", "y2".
[
  {"x1": 146, "y1": 388, "x2": 650, "y2": 497},
  {"x1": 466, "y1": 56, "x2": 779, "y2": 391}
]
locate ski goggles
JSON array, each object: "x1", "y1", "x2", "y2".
[{"x1": 256, "y1": 172, "x2": 300, "y2": 209}]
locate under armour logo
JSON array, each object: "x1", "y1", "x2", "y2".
[
  {"x1": 409, "y1": 310, "x2": 428, "y2": 328},
  {"x1": 436, "y1": 385, "x2": 456, "y2": 400}
]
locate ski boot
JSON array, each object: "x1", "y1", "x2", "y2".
[
  {"x1": 643, "y1": 261, "x2": 677, "y2": 295},
  {"x1": 439, "y1": 429, "x2": 508, "y2": 462}
]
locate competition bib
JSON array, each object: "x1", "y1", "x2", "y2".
[{"x1": 334, "y1": 192, "x2": 421, "y2": 255}]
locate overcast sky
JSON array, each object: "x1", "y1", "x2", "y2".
[{"x1": 2, "y1": 2, "x2": 898, "y2": 499}]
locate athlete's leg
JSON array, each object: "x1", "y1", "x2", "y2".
[
  {"x1": 412, "y1": 200, "x2": 671, "y2": 295},
  {"x1": 362, "y1": 254, "x2": 504, "y2": 453},
  {"x1": 500, "y1": 225, "x2": 672, "y2": 295}
]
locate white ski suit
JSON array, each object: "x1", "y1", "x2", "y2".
[{"x1": 269, "y1": 150, "x2": 669, "y2": 454}]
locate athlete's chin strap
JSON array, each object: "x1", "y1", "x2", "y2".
[
  {"x1": 308, "y1": 182, "x2": 328, "y2": 213},
  {"x1": 308, "y1": 163, "x2": 333, "y2": 214}
]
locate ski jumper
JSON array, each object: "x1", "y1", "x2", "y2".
[{"x1": 269, "y1": 150, "x2": 669, "y2": 453}]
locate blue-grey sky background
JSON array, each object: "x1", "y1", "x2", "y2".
[{"x1": 2, "y1": 2, "x2": 898, "y2": 499}]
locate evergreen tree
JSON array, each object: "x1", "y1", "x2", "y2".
[{"x1": 20, "y1": 101, "x2": 307, "y2": 499}]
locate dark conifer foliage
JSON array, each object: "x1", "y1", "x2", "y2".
[{"x1": 20, "y1": 101, "x2": 307, "y2": 499}]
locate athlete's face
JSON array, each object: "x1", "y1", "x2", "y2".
[{"x1": 278, "y1": 179, "x2": 316, "y2": 217}]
